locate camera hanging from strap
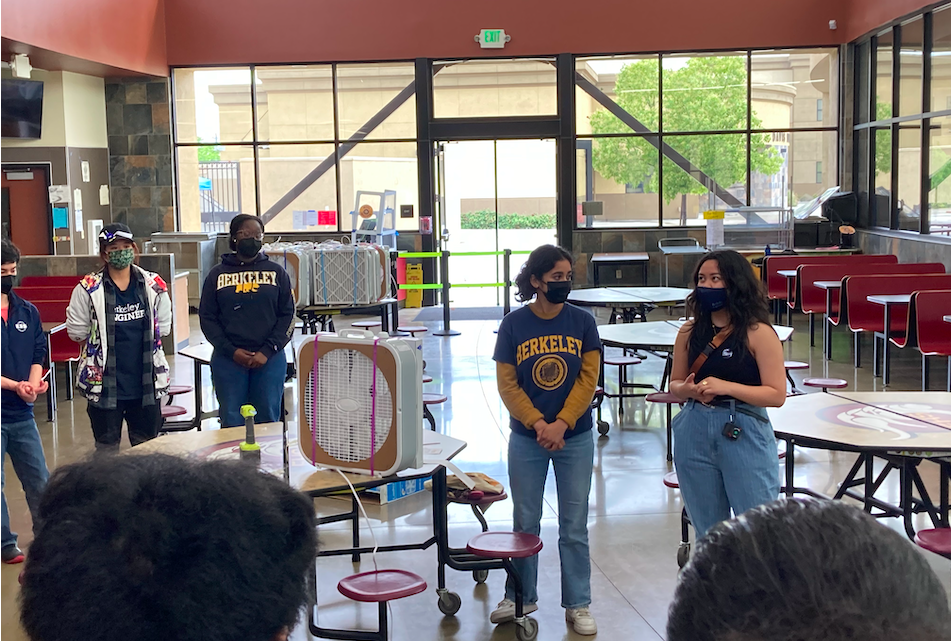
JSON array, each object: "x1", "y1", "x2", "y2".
[{"x1": 689, "y1": 327, "x2": 732, "y2": 377}]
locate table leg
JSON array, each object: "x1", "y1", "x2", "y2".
[
  {"x1": 642, "y1": 260, "x2": 648, "y2": 287},
  {"x1": 46, "y1": 332, "x2": 55, "y2": 422},
  {"x1": 783, "y1": 439, "x2": 795, "y2": 497},
  {"x1": 664, "y1": 255, "x2": 669, "y2": 287},
  {"x1": 864, "y1": 454, "x2": 875, "y2": 513},
  {"x1": 883, "y1": 306, "x2": 892, "y2": 387},
  {"x1": 594, "y1": 264, "x2": 601, "y2": 287},
  {"x1": 193, "y1": 359, "x2": 203, "y2": 430},
  {"x1": 809, "y1": 313, "x2": 815, "y2": 347}
]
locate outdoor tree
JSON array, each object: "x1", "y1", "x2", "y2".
[
  {"x1": 874, "y1": 102, "x2": 892, "y2": 177},
  {"x1": 197, "y1": 137, "x2": 221, "y2": 162},
  {"x1": 589, "y1": 57, "x2": 783, "y2": 217}
]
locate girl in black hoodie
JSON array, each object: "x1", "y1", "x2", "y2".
[{"x1": 199, "y1": 214, "x2": 295, "y2": 427}]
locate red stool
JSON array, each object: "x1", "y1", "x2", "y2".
[
  {"x1": 784, "y1": 361, "x2": 809, "y2": 395},
  {"x1": 312, "y1": 569, "x2": 427, "y2": 641},
  {"x1": 423, "y1": 392, "x2": 447, "y2": 431},
  {"x1": 164, "y1": 385, "x2": 192, "y2": 407},
  {"x1": 466, "y1": 532, "x2": 543, "y2": 640},
  {"x1": 602, "y1": 354, "x2": 641, "y2": 416},
  {"x1": 352, "y1": 319, "x2": 382, "y2": 331},
  {"x1": 422, "y1": 374, "x2": 433, "y2": 384},
  {"x1": 398, "y1": 325, "x2": 428, "y2": 338},
  {"x1": 448, "y1": 491, "x2": 509, "y2": 583},
  {"x1": 803, "y1": 377, "x2": 848, "y2": 393},
  {"x1": 647, "y1": 391, "x2": 681, "y2": 462},
  {"x1": 159, "y1": 404, "x2": 190, "y2": 433},
  {"x1": 662, "y1": 472, "x2": 692, "y2": 568},
  {"x1": 915, "y1": 528, "x2": 951, "y2": 560}
]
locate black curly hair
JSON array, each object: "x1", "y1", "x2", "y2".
[
  {"x1": 20, "y1": 453, "x2": 317, "y2": 641},
  {"x1": 667, "y1": 498, "x2": 951, "y2": 641},
  {"x1": 514, "y1": 244, "x2": 573, "y2": 303},
  {"x1": 686, "y1": 249, "x2": 770, "y2": 361}
]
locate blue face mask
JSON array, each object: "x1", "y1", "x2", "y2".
[{"x1": 695, "y1": 286, "x2": 728, "y2": 312}]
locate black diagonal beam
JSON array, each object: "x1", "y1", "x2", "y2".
[
  {"x1": 261, "y1": 81, "x2": 418, "y2": 224},
  {"x1": 575, "y1": 73, "x2": 743, "y2": 208}
]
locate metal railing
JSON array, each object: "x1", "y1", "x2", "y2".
[{"x1": 199, "y1": 161, "x2": 241, "y2": 233}]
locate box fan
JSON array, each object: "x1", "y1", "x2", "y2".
[{"x1": 296, "y1": 330, "x2": 423, "y2": 476}]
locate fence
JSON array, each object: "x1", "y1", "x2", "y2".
[{"x1": 199, "y1": 161, "x2": 241, "y2": 233}]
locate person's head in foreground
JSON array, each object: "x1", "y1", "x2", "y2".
[
  {"x1": 19, "y1": 453, "x2": 317, "y2": 641},
  {"x1": 667, "y1": 498, "x2": 951, "y2": 641}
]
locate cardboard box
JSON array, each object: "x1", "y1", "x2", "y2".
[{"x1": 365, "y1": 476, "x2": 429, "y2": 504}]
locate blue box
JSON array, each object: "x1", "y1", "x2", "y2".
[{"x1": 366, "y1": 476, "x2": 429, "y2": 504}]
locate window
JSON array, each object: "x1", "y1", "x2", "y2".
[
  {"x1": 576, "y1": 48, "x2": 838, "y2": 228},
  {"x1": 173, "y1": 63, "x2": 418, "y2": 233}
]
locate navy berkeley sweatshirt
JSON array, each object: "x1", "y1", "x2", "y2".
[{"x1": 198, "y1": 252, "x2": 295, "y2": 359}]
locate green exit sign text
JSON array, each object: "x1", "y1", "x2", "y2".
[{"x1": 476, "y1": 29, "x2": 508, "y2": 49}]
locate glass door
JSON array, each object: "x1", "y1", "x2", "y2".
[{"x1": 436, "y1": 139, "x2": 557, "y2": 308}]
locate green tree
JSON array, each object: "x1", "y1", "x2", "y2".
[
  {"x1": 197, "y1": 137, "x2": 221, "y2": 162},
  {"x1": 874, "y1": 102, "x2": 892, "y2": 177},
  {"x1": 589, "y1": 57, "x2": 782, "y2": 208}
]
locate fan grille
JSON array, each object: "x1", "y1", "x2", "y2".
[{"x1": 303, "y1": 348, "x2": 393, "y2": 463}]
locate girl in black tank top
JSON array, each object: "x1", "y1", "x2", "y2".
[{"x1": 667, "y1": 250, "x2": 788, "y2": 538}]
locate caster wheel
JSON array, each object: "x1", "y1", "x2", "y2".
[
  {"x1": 597, "y1": 421, "x2": 610, "y2": 436},
  {"x1": 515, "y1": 617, "x2": 539, "y2": 641},
  {"x1": 472, "y1": 569, "x2": 489, "y2": 584},
  {"x1": 677, "y1": 543, "x2": 691, "y2": 569},
  {"x1": 437, "y1": 591, "x2": 462, "y2": 616}
]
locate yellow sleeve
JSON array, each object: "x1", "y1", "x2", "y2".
[
  {"x1": 556, "y1": 350, "x2": 601, "y2": 429},
  {"x1": 496, "y1": 362, "x2": 545, "y2": 430}
]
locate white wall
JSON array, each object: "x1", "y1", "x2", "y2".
[{"x1": 62, "y1": 71, "x2": 108, "y2": 149}]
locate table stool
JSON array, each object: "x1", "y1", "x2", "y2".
[
  {"x1": 783, "y1": 361, "x2": 809, "y2": 395},
  {"x1": 312, "y1": 569, "x2": 427, "y2": 641},
  {"x1": 159, "y1": 404, "x2": 190, "y2": 434},
  {"x1": 448, "y1": 490, "x2": 509, "y2": 583},
  {"x1": 466, "y1": 532, "x2": 543, "y2": 641},
  {"x1": 803, "y1": 377, "x2": 848, "y2": 393},
  {"x1": 646, "y1": 391, "x2": 681, "y2": 462},
  {"x1": 422, "y1": 374, "x2": 433, "y2": 384},
  {"x1": 663, "y1": 471, "x2": 692, "y2": 568},
  {"x1": 602, "y1": 354, "x2": 641, "y2": 416},
  {"x1": 914, "y1": 528, "x2": 951, "y2": 560},
  {"x1": 593, "y1": 386, "x2": 609, "y2": 436},
  {"x1": 423, "y1": 392, "x2": 447, "y2": 431},
  {"x1": 352, "y1": 319, "x2": 382, "y2": 331}
]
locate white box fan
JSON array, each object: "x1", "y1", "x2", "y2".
[{"x1": 296, "y1": 330, "x2": 423, "y2": 476}]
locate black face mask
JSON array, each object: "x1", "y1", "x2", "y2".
[
  {"x1": 1, "y1": 275, "x2": 14, "y2": 295},
  {"x1": 236, "y1": 238, "x2": 262, "y2": 258},
  {"x1": 542, "y1": 280, "x2": 572, "y2": 305}
]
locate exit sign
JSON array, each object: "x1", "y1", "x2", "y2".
[{"x1": 476, "y1": 29, "x2": 509, "y2": 49}]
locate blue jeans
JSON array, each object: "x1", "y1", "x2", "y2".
[
  {"x1": 2, "y1": 418, "x2": 50, "y2": 550},
  {"x1": 672, "y1": 399, "x2": 780, "y2": 537},
  {"x1": 211, "y1": 350, "x2": 287, "y2": 428},
  {"x1": 505, "y1": 430, "x2": 594, "y2": 609}
]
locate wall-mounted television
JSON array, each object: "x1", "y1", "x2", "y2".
[{"x1": 1, "y1": 79, "x2": 44, "y2": 139}]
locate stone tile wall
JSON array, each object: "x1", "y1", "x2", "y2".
[{"x1": 105, "y1": 78, "x2": 174, "y2": 240}]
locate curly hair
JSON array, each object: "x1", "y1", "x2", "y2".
[
  {"x1": 20, "y1": 453, "x2": 317, "y2": 641},
  {"x1": 686, "y1": 249, "x2": 770, "y2": 361},
  {"x1": 667, "y1": 498, "x2": 951, "y2": 641},
  {"x1": 514, "y1": 244, "x2": 573, "y2": 303}
]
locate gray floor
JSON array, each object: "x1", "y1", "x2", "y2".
[{"x1": 3, "y1": 305, "x2": 950, "y2": 640}]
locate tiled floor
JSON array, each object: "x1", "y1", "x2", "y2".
[{"x1": 3, "y1": 306, "x2": 950, "y2": 640}]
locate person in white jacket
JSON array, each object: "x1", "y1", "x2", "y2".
[{"x1": 66, "y1": 223, "x2": 171, "y2": 452}]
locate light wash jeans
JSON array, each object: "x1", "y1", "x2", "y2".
[
  {"x1": 2, "y1": 417, "x2": 50, "y2": 551},
  {"x1": 672, "y1": 399, "x2": 780, "y2": 537},
  {"x1": 505, "y1": 430, "x2": 594, "y2": 609}
]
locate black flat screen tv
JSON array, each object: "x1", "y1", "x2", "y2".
[{"x1": 1, "y1": 79, "x2": 44, "y2": 139}]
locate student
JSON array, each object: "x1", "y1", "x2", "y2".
[
  {"x1": 199, "y1": 214, "x2": 294, "y2": 427},
  {"x1": 66, "y1": 223, "x2": 172, "y2": 451},
  {"x1": 0, "y1": 239, "x2": 50, "y2": 565},
  {"x1": 669, "y1": 249, "x2": 786, "y2": 537},
  {"x1": 492, "y1": 244, "x2": 600, "y2": 635},
  {"x1": 19, "y1": 453, "x2": 318, "y2": 641},
  {"x1": 667, "y1": 498, "x2": 951, "y2": 640}
]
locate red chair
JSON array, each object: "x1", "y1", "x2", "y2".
[
  {"x1": 903, "y1": 290, "x2": 951, "y2": 391},
  {"x1": 466, "y1": 532, "x2": 542, "y2": 640},
  {"x1": 312, "y1": 569, "x2": 427, "y2": 641},
  {"x1": 914, "y1": 528, "x2": 951, "y2": 560},
  {"x1": 803, "y1": 378, "x2": 848, "y2": 393},
  {"x1": 15, "y1": 286, "x2": 79, "y2": 301},
  {"x1": 796, "y1": 261, "x2": 936, "y2": 346},
  {"x1": 19, "y1": 276, "x2": 82, "y2": 288}
]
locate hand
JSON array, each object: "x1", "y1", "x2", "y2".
[
  {"x1": 698, "y1": 376, "x2": 733, "y2": 401},
  {"x1": 248, "y1": 352, "x2": 268, "y2": 369},
  {"x1": 15, "y1": 381, "x2": 37, "y2": 403},
  {"x1": 534, "y1": 418, "x2": 567, "y2": 451},
  {"x1": 233, "y1": 349, "x2": 256, "y2": 368},
  {"x1": 678, "y1": 373, "x2": 705, "y2": 401},
  {"x1": 30, "y1": 380, "x2": 49, "y2": 396}
]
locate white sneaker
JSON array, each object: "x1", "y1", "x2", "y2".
[
  {"x1": 566, "y1": 606, "x2": 598, "y2": 635},
  {"x1": 490, "y1": 598, "x2": 538, "y2": 624}
]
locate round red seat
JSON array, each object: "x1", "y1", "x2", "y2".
[
  {"x1": 594, "y1": 386, "x2": 604, "y2": 396},
  {"x1": 449, "y1": 491, "x2": 508, "y2": 507},
  {"x1": 160, "y1": 405, "x2": 187, "y2": 419},
  {"x1": 422, "y1": 374, "x2": 433, "y2": 383},
  {"x1": 663, "y1": 471, "x2": 680, "y2": 489},
  {"x1": 167, "y1": 385, "x2": 192, "y2": 396},
  {"x1": 467, "y1": 532, "x2": 543, "y2": 559},
  {"x1": 423, "y1": 393, "x2": 447, "y2": 405},
  {"x1": 646, "y1": 391, "x2": 681, "y2": 405},
  {"x1": 603, "y1": 355, "x2": 641, "y2": 367},
  {"x1": 915, "y1": 528, "x2": 951, "y2": 559},
  {"x1": 398, "y1": 325, "x2": 428, "y2": 337},
  {"x1": 337, "y1": 569, "x2": 427, "y2": 603},
  {"x1": 803, "y1": 377, "x2": 848, "y2": 392},
  {"x1": 784, "y1": 361, "x2": 809, "y2": 370},
  {"x1": 352, "y1": 320, "x2": 382, "y2": 330}
]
